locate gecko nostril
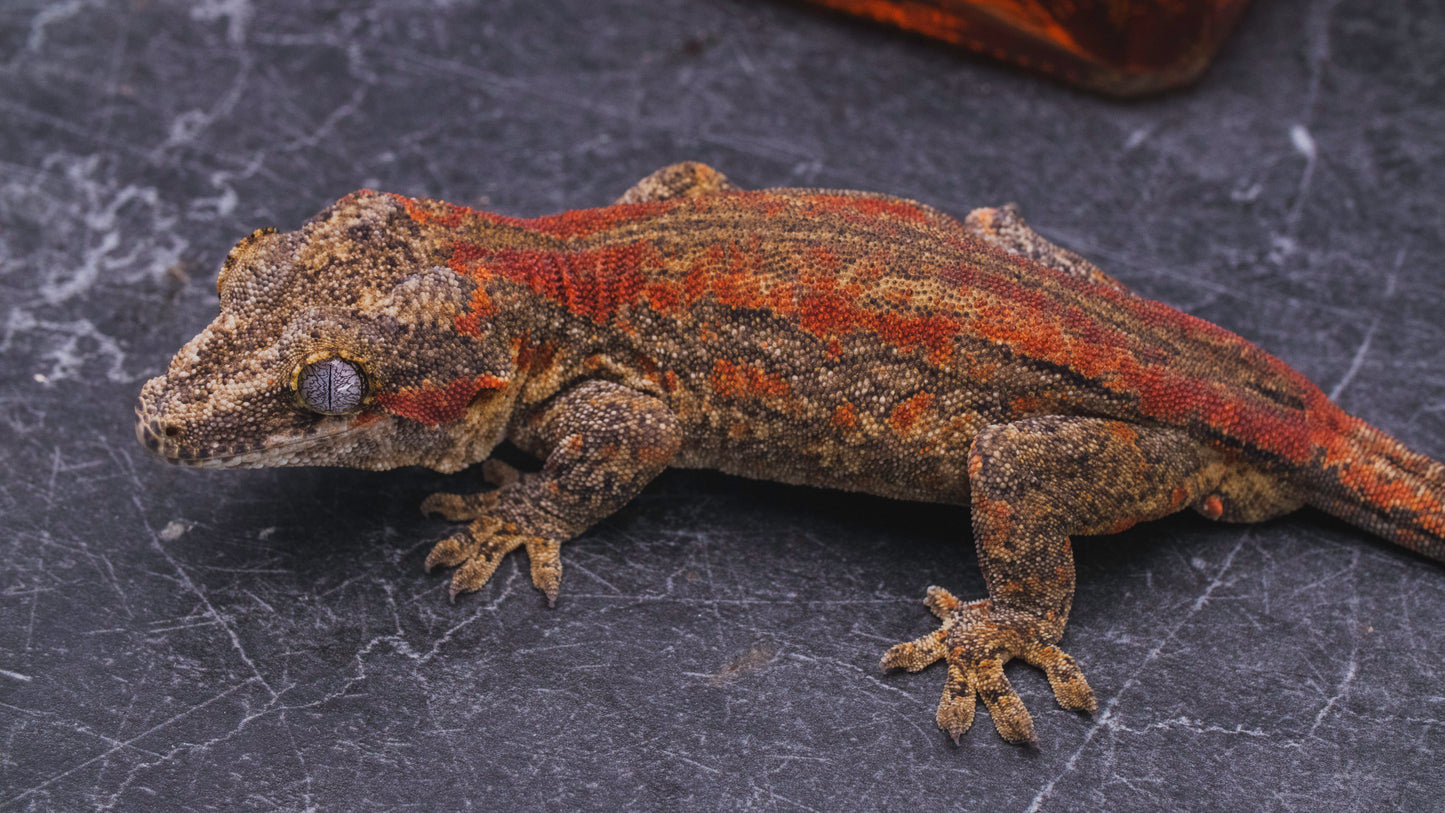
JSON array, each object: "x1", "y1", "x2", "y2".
[{"x1": 164, "y1": 424, "x2": 182, "y2": 439}]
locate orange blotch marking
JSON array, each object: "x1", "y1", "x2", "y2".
[
  {"x1": 860, "y1": 311, "x2": 957, "y2": 364},
  {"x1": 713, "y1": 272, "x2": 764, "y2": 310},
  {"x1": 453, "y1": 286, "x2": 496, "y2": 337},
  {"x1": 1320, "y1": 422, "x2": 1443, "y2": 531},
  {"x1": 634, "y1": 352, "x2": 660, "y2": 380},
  {"x1": 1106, "y1": 422, "x2": 1138, "y2": 441},
  {"x1": 348, "y1": 410, "x2": 384, "y2": 428},
  {"x1": 1009, "y1": 395, "x2": 1043, "y2": 415},
  {"x1": 643, "y1": 280, "x2": 680, "y2": 312},
  {"x1": 375, "y1": 374, "x2": 508, "y2": 427},
  {"x1": 977, "y1": 500, "x2": 1013, "y2": 539},
  {"x1": 709, "y1": 359, "x2": 791, "y2": 402},
  {"x1": 1103, "y1": 517, "x2": 1141, "y2": 534},
  {"x1": 890, "y1": 392, "x2": 935, "y2": 433},
  {"x1": 447, "y1": 242, "x2": 488, "y2": 273},
  {"x1": 695, "y1": 242, "x2": 772, "y2": 312},
  {"x1": 799, "y1": 286, "x2": 857, "y2": 336},
  {"x1": 765, "y1": 280, "x2": 798, "y2": 320},
  {"x1": 517, "y1": 341, "x2": 558, "y2": 381},
  {"x1": 1336, "y1": 459, "x2": 1435, "y2": 515},
  {"x1": 683, "y1": 250, "x2": 716, "y2": 305},
  {"x1": 795, "y1": 272, "x2": 955, "y2": 362},
  {"x1": 831, "y1": 403, "x2": 859, "y2": 431},
  {"x1": 453, "y1": 312, "x2": 480, "y2": 337},
  {"x1": 1199, "y1": 494, "x2": 1225, "y2": 519},
  {"x1": 810, "y1": 244, "x2": 839, "y2": 272}
]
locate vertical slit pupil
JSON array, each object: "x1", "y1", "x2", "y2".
[
  {"x1": 302, "y1": 358, "x2": 362, "y2": 414},
  {"x1": 319, "y1": 361, "x2": 336, "y2": 412}
]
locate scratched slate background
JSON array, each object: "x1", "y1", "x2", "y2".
[{"x1": 2, "y1": 0, "x2": 1443, "y2": 810}]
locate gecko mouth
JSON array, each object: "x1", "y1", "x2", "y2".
[{"x1": 134, "y1": 406, "x2": 365, "y2": 469}]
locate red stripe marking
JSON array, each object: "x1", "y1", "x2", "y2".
[
  {"x1": 376, "y1": 374, "x2": 507, "y2": 426},
  {"x1": 389, "y1": 188, "x2": 1342, "y2": 464}
]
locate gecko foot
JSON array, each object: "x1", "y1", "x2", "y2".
[
  {"x1": 420, "y1": 470, "x2": 566, "y2": 606},
  {"x1": 881, "y1": 587, "x2": 1095, "y2": 746}
]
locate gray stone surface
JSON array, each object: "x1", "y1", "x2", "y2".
[{"x1": 2, "y1": 0, "x2": 1443, "y2": 809}]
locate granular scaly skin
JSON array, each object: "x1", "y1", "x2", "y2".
[{"x1": 136, "y1": 162, "x2": 1445, "y2": 746}]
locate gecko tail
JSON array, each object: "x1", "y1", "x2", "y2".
[{"x1": 1307, "y1": 417, "x2": 1445, "y2": 562}]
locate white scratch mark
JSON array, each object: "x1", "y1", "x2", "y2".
[
  {"x1": 1284, "y1": 123, "x2": 1319, "y2": 231},
  {"x1": 0, "y1": 153, "x2": 189, "y2": 309},
  {"x1": 2, "y1": 310, "x2": 134, "y2": 383},
  {"x1": 1328, "y1": 318, "x2": 1378, "y2": 402},
  {"x1": 25, "y1": 0, "x2": 104, "y2": 51},
  {"x1": 3, "y1": 680, "x2": 256, "y2": 808},
  {"x1": 1028, "y1": 533, "x2": 1249, "y2": 812},
  {"x1": 1290, "y1": 124, "x2": 1317, "y2": 160},
  {"x1": 132, "y1": 495, "x2": 277, "y2": 700},
  {"x1": 188, "y1": 0, "x2": 254, "y2": 45},
  {"x1": 1310, "y1": 594, "x2": 1360, "y2": 737}
]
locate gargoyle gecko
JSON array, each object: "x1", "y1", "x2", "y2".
[{"x1": 137, "y1": 163, "x2": 1444, "y2": 745}]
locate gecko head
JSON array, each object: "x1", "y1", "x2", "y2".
[{"x1": 136, "y1": 191, "x2": 519, "y2": 473}]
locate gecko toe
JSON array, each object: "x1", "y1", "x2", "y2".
[
  {"x1": 424, "y1": 533, "x2": 474, "y2": 571},
  {"x1": 1027, "y1": 644, "x2": 1097, "y2": 715},
  {"x1": 936, "y1": 662, "x2": 976, "y2": 744},
  {"x1": 421, "y1": 490, "x2": 500, "y2": 521},
  {"x1": 523, "y1": 537, "x2": 563, "y2": 606},
  {"x1": 972, "y1": 659, "x2": 1037, "y2": 745},
  {"x1": 880, "y1": 628, "x2": 948, "y2": 672}
]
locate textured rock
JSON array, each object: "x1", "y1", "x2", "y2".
[{"x1": 1, "y1": 0, "x2": 1442, "y2": 809}]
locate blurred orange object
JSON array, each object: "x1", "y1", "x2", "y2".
[{"x1": 795, "y1": 0, "x2": 1254, "y2": 96}]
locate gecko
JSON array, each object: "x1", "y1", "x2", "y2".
[{"x1": 135, "y1": 162, "x2": 1445, "y2": 746}]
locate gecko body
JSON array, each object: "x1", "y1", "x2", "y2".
[{"x1": 136, "y1": 163, "x2": 1445, "y2": 744}]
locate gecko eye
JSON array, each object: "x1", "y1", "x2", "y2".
[{"x1": 296, "y1": 357, "x2": 366, "y2": 415}]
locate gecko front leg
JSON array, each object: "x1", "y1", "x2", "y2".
[
  {"x1": 883, "y1": 417, "x2": 1232, "y2": 744},
  {"x1": 422, "y1": 380, "x2": 682, "y2": 604}
]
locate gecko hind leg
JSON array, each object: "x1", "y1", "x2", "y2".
[
  {"x1": 963, "y1": 203, "x2": 1131, "y2": 294},
  {"x1": 615, "y1": 161, "x2": 737, "y2": 204},
  {"x1": 884, "y1": 417, "x2": 1230, "y2": 745}
]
